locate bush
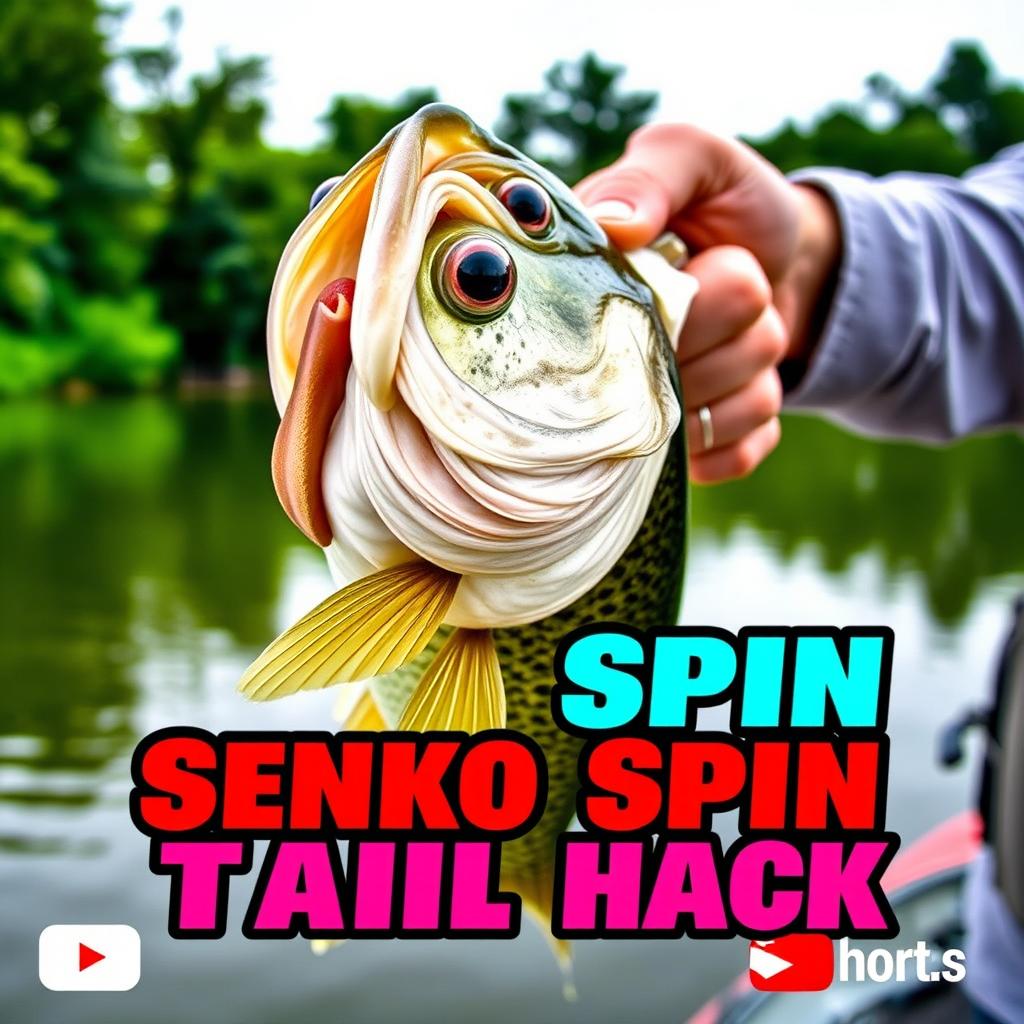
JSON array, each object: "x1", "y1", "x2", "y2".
[
  {"x1": 0, "y1": 289, "x2": 180, "y2": 397},
  {"x1": 65, "y1": 290, "x2": 181, "y2": 391},
  {"x1": 0, "y1": 327, "x2": 75, "y2": 396}
]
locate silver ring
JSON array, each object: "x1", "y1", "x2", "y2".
[{"x1": 698, "y1": 405, "x2": 714, "y2": 450}]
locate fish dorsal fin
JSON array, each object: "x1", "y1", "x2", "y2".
[
  {"x1": 397, "y1": 628, "x2": 506, "y2": 732},
  {"x1": 239, "y1": 562, "x2": 460, "y2": 701}
]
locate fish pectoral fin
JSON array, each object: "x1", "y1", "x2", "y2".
[
  {"x1": 333, "y1": 683, "x2": 387, "y2": 732},
  {"x1": 397, "y1": 628, "x2": 506, "y2": 733},
  {"x1": 238, "y1": 562, "x2": 460, "y2": 702}
]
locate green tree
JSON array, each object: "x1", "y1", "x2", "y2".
[
  {"x1": 126, "y1": 12, "x2": 270, "y2": 371},
  {"x1": 1, "y1": 21, "x2": 1021, "y2": 397},
  {"x1": 497, "y1": 53, "x2": 657, "y2": 183},
  {"x1": 127, "y1": 19, "x2": 269, "y2": 211},
  {"x1": 0, "y1": 0, "x2": 110, "y2": 171},
  {"x1": 928, "y1": 41, "x2": 1024, "y2": 160},
  {"x1": 0, "y1": 0, "x2": 177, "y2": 395},
  {"x1": 750, "y1": 40, "x2": 1022, "y2": 177},
  {"x1": 0, "y1": 0, "x2": 158, "y2": 293},
  {"x1": 0, "y1": 116, "x2": 59, "y2": 327},
  {"x1": 751, "y1": 104, "x2": 972, "y2": 177},
  {"x1": 320, "y1": 87, "x2": 438, "y2": 171}
]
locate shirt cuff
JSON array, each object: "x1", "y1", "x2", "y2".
[{"x1": 782, "y1": 168, "x2": 924, "y2": 421}]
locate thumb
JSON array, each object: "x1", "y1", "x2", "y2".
[
  {"x1": 576, "y1": 124, "x2": 722, "y2": 249},
  {"x1": 575, "y1": 163, "x2": 673, "y2": 250}
]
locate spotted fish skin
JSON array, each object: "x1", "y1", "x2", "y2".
[
  {"x1": 496, "y1": 432, "x2": 685, "y2": 888},
  {"x1": 372, "y1": 430, "x2": 686, "y2": 922}
]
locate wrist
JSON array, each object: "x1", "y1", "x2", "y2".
[{"x1": 776, "y1": 183, "x2": 841, "y2": 364}]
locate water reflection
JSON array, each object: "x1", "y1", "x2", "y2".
[
  {"x1": 0, "y1": 396, "x2": 299, "y2": 833},
  {"x1": 2, "y1": 395, "x2": 1020, "y2": 1024},
  {"x1": 691, "y1": 415, "x2": 1024, "y2": 625},
  {"x1": 1, "y1": 395, "x2": 1020, "y2": 830}
]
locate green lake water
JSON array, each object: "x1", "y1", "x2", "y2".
[{"x1": 2, "y1": 394, "x2": 1022, "y2": 1023}]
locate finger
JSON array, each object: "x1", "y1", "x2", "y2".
[
  {"x1": 677, "y1": 246, "x2": 771, "y2": 360},
  {"x1": 575, "y1": 164, "x2": 672, "y2": 250},
  {"x1": 690, "y1": 417, "x2": 782, "y2": 485},
  {"x1": 575, "y1": 123, "x2": 735, "y2": 250},
  {"x1": 685, "y1": 370, "x2": 782, "y2": 453},
  {"x1": 681, "y1": 306, "x2": 788, "y2": 408}
]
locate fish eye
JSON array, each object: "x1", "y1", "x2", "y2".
[
  {"x1": 309, "y1": 176, "x2": 342, "y2": 212},
  {"x1": 439, "y1": 236, "x2": 516, "y2": 319},
  {"x1": 496, "y1": 177, "x2": 553, "y2": 236}
]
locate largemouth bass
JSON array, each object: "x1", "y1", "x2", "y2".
[{"x1": 239, "y1": 104, "x2": 694, "y2": 961}]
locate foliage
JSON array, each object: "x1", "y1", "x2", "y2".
[
  {"x1": 123, "y1": 16, "x2": 433, "y2": 372},
  {"x1": 0, "y1": 290, "x2": 178, "y2": 397},
  {"x1": 927, "y1": 42, "x2": 1024, "y2": 160},
  {"x1": 124, "y1": 13, "x2": 269, "y2": 370},
  {"x1": 321, "y1": 88, "x2": 439, "y2": 171},
  {"x1": 748, "y1": 41, "x2": 1023, "y2": 175},
  {"x1": 0, "y1": 6, "x2": 1021, "y2": 396},
  {"x1": 749, "y1": 104, "x2": 974, "y2": 178},
  {"x1": 65, "y1": 290, "x2": 180, "y2": 390},
  {"x1": 497, "y1": 52, "x2": 657, "y2": 184},
  {"x1": 0, "y1": 0, "x2": 175, "y2": 392},
  {"x1": 0, "y1": 116, "x2": 59, "y2": 326},
  {"x1": 0, "y1": 327, "x2": 72, "y2": 396}
]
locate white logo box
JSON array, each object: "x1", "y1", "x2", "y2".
[{"x1": 39, "y1": 924, "x2": 141, "y2": 992}]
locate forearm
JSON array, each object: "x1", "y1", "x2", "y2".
[{"x1": 781, "y1": 145, "x2": 1024, "y2": 442}]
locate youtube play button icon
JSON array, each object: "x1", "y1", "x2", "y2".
[
  {"x1": 79, "y1": 942, "x2": 105, "y2": 971},
  {"x1": 39, "y1": 925, "x2": 140, "y2": 991},
  {"x1": 749, "y1": 934, "x2": 835, "y2": 992}
]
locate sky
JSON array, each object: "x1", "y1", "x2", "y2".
[{"x1": 109, "y1": 0, "x2": 1023, "y2": 150}]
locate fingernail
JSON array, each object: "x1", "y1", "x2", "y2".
[{"x1": 586, "y1": 199, "x2": 635, "y2": 222}]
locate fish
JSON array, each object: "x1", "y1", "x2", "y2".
[{"x1": 240, "y1": 104, "x2": 695, "y2": 967}]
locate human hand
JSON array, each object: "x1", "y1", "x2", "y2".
[{"x1": 576, "y1": 124, "x2": 840, "y2": 483}]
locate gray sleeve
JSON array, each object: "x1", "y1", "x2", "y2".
[{"x1": 784, "y1": 145, "x2": 1024, "y2": 441}]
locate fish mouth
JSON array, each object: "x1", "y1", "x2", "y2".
[{"x1": 398, "y1": 290, "x2": 680, "y2": 470}]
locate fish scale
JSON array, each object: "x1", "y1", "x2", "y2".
[{"x1": 371, "y1": 430, "x2": 686, "y2": 941}]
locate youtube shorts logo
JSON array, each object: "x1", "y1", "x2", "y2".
[
  {"x1": 749, "y1": 934, "x2": 835, "y2": 992},
  {"x1": 39, "y1": 925, "x2": 141, "y2": 991}
]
